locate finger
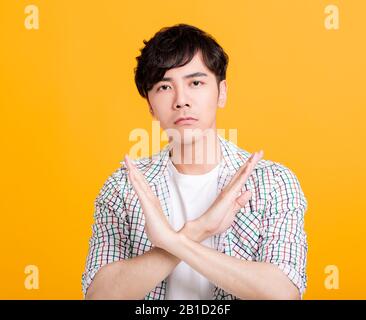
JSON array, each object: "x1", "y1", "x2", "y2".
[
  {"x1": 125, "y1": 154, "x2": 155, "y2": 198},
  {"x1": 230, "y1": 150, "x2": 263, "y2": 194},
  {"x1": 127, "y1": 174, "x2": 155, "y2": 217},
  {"x1": 226, "y1": 151, "x2": 259, "y2": 188},
  {"x1": 124, "y1": 155, "x2": 154, "y2": 204},
  {"x1": 232, "y1": 190, "x2": 252, "y2": 214},
  {"x1": 236, "y1": 150, "x2": 263, "y2": 185},
  {"x1": 223, "y1": 152, "x2": 256, "y2": 193},
  {"x1": 240, "y1": 150, "x2": 263, "y2": 177},
  {"x1": 233, "y1": 152, "x2": 257, "y2": 179},
  {"x1": 236, "y1": 190, "x2": 252, "y2": 207}
]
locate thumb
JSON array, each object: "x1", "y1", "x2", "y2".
[{"x1": 235, "y1": 190, "x2": 252, "y2": 208}]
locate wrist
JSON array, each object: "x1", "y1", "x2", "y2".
[{"x1": 180, "y1": 219, "x2": 211, "y2": 243}]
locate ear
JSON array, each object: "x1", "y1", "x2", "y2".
[
  {"x1": 217, "y1": 80, "x2": 228, "y2": 109},
  {"x1": 147, "y1": 97, "x2": 155, "y2": 118}
]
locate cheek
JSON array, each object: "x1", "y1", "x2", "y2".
[
  {"x1": 148, "y1": 101, "x2": 173, "y2": 128},
  {"x1": 195, "y1": 89, "x2": 218, "y2": 114},
  {"x1": 149, "y1": 93, "x2": 169, "y2": 111},
  {"x1": 151, "y1": 90, "x2": 174, "y2": 106},
  {"x1": 195, "y1": 84, "x2": 218, "y2": 104}
]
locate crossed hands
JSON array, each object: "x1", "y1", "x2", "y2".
[{"x1": 124, "y1": 150, "x2": 263, "y2": 251}]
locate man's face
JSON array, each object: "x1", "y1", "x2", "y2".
[{"x1": 146, "y1": 50, "x2": 227, "y2": 145}]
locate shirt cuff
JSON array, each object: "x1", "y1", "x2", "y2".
[
  {"x1": 271, "y1": 262, "x2": 307, "y2": 299},
  {"x1": 81, "y1": 267, "x2": 100, "y2": 299}
]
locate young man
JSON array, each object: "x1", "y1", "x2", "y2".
[{"x1": 82, "y1": 24, "x2": 308, "y2": 300}]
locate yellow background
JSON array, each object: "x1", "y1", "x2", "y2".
[{"x1": 0, "y1": 0, "x2": 365, "y2": 299}]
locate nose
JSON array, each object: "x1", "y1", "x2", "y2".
[
  {"x1": 174, "y1": 103, "x2": 190, "y2": 110},
  {"x1": 173, "y1": 85, "x2": 191, "y2": 110}
]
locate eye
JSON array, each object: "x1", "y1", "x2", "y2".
[
  {"x1": 157, "y1": 84, "x2": 171, "y2": 92},
  {"x1": 191, "y1": 80, "x2": 203, "y2": 87}
]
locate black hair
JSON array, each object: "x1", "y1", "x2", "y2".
[{"x1": 134, "y1": 23, "x2": 229, "y2": 99}]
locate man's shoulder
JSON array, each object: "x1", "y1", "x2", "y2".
[
  {"x1": 231, "y1": 142, "x2": 304, "y2": 192},
  {"x1": 94, "y1": 166, "x2": 125, "y2": 202},
  {"x1": 99, "y1": 153, "x2": 158, "y2": 193},
  {"x1": 231, "y1": 141, "x2": 290, "y2": 176},
  {"x1": 231, "y1": 143, "x2": 307, "y2": 215}
]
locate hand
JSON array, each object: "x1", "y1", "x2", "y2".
[
  {"x1": 124, "y1": 154, "x2": 176, "y2": 249},
  {"x1": 193, "y1": 150, "x2": 264, "y2": 239}
]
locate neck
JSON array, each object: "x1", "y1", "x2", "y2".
[{"x1": 169, "y1": 131, "x2": 222, "y2": 175}]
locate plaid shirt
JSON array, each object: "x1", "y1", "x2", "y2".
[{"x1": 82, "y1": 134, "x2": 308, "y2": 299}]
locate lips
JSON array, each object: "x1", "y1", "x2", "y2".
[{"x1": 174, "y1": 116, "x2": 198, "y2": 125}]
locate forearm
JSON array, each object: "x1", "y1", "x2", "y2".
[
  {"x1": 85, "y1": 222, "x2": 208, "y2": 300},
  {"x1": 166, "y1": 233, "x2": 300, "y2": 300}
]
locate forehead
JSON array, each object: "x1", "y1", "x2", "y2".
[{"x1": 163, "y1": 51, "x2": 213, "y2": 78}]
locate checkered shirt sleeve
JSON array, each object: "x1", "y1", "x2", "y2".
[
  {"x1": 81, "y1": 169, "x2": 131, "y2": 298},
  {"x1": 257, "y1": 163, "x2": 308, "y2": 297}
]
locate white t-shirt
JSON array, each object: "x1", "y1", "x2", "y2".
[{"x1": 165, "y1": 158, "x2": 221, "y2": 300}]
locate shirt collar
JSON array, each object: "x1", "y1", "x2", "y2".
[{"x1": 121, "y1": 133, "x2": 264, "y2": 185}]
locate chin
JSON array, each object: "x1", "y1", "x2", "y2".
[{"x1": 166, "y1": 124, "x2": 216, "y2": 145}]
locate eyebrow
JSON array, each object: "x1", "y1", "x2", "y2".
[{"x1": 160, "y1": 72, "x2": 208, "y2": 82}]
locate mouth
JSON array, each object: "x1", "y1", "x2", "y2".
[{"x1": 174, "y1": 117, "x2": 198, "y2": 126}]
